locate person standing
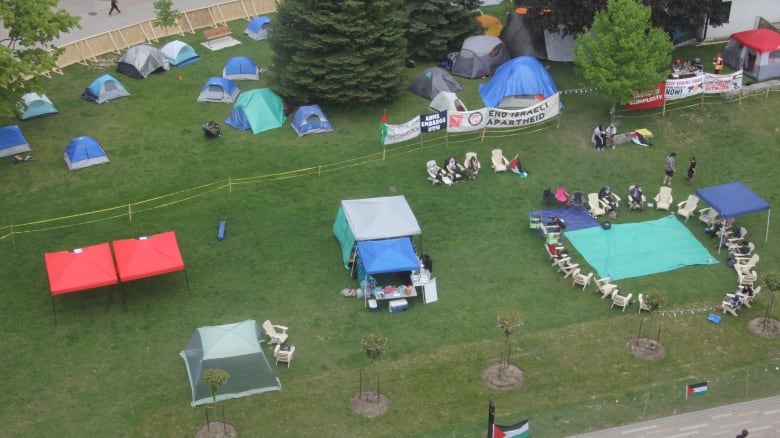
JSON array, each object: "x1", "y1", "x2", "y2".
[
  {"x1": 713, "y1": 52, "x2": 724, "y2": 73},
  {"x1": 663, "y1": 152, "x2": 676, "y2": 186},
  {"x1": 109, "y1": 0, "x2": 121, "y2": 15},
  {"x1": 686, "y1": 156, "x2": 697, "y2": 185}
]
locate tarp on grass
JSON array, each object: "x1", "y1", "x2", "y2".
[{"x1": 565, "y1": 215, "x2": 717, "y2": 281}]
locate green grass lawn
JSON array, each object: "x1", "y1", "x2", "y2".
[{"x1": 1, "y1": 23, "x2": 779, "y2": 437}]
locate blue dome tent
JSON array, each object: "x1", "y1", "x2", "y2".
[
  {"x1": 223, "y1": 56, "x2": 260, "y2": 80},
  {"x1": 291, "y1": 105, "x2": 334, "y2": 137},
  {"x1": 197, "y1": 77, "x2": 240, "y2": 103},
  {"x1": 0, "y1": 125, "x2": 31, "y2": 157},
  {"x1": 478, "y1": 56, "x2": 558, "y2": 108},
  {"x1": 244, "y1": 16, "x2": 272, "y2": 40},
  {"x1": 63, "y1": 136, "x2": 109, "y2": 170},
  {"x1": 81, "y1": 74, "x2": 130, "y2": 104}
]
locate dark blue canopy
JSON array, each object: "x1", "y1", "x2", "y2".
[
  {"x1": 356, "y1": 237, "x2": 419, "y2": 275},
  {"x1": 696, "y1": 181, "x2": 770, "y2": 240}
]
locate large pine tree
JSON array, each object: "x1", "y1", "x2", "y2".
[
  {"x1": 405, "y1": 0, "x2": 481, "y2": 61},
  {"x1": 269, "y1": 0, "x2": 408, "y2": 106}
]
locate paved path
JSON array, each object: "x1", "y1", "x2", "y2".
[
  {"x1": 568, "y1": 395, "x2": 780, "y2": 438},
  {"x1": 6, "y1": 3, "x2": 780, "y2": 436}
]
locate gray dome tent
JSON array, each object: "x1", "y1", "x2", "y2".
[
  {"x1": 451, "y1": 36, "x2": 510, "y2": 79},
  {"x1": 408, "y1": 67, "x2": 463, "y2": 99},
  {"x1": 117, "y1": 45, "x2": 170, "y2": 79}
]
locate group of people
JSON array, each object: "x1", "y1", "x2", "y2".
[
  {"x1": 670, "y1": 57, "x2": 704, "y2": 75},
  {"x1": 428, "y1": 154, "x2": 480, "y2": 185},
  {"x1": 663, "y1": 152, "x2": 697, "y2": 187},
  {"x1": 592, "y1": 123, "x2": 617, "y2": 151},
  {"x1": 723, "y1": 284, "x2": 755, "y2": 310}
]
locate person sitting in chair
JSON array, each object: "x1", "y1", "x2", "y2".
[
  {"x1": 628, "y1": 185, "x2": 644, "y2": 211},
  {"x1": 605, "y1": 123, "x2": 617, "y2": 148},
  {"x1": 465, "y1": 154, "x2": 480, "y2": 179},
  {"x1": 444, "y1": 156, "x2": 465, "y2": 181},
  {"x1": 598, "y1": 185, "x2": 618, "y2": 211},
  {"x1": 427, "y1": 161, "x2": 448, "y2": 184},
  {"x1": 547, "y1": 216, "x2": 567, "y2": 232}
]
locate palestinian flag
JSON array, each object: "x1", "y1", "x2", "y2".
[
  {"x1": 492, "y1": 419, "x2": 529, "y2": 438},
  {"x1": 686, "y1": 382, "x2": 708, "y2": 399},
  {"x1": 380, "y1": 109, "x2": 388, "y2": 144}
]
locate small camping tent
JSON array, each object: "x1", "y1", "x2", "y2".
[
  {"x1": 430, "y1": 91, "x2": 468, "y2": 113},
  {"x1": 63, "y1": 136, "x2": 109, "y2": 170},
  {"x1": 500, "y1": 12, "x2": 548, "y2": 59},
  {"x1": 180, "y1": 319, "x2": 281, "y2": 407},
  {"x1": 0, "y1": 125, "x2": 31, "y2": 157},
  {"x1": 223, "y1": 56, "x2": 260, "y2": 80},
  {"x1": 160, "y1": 40, "x2": 200, "y2": 67},
  {"x1": 478, "y1": 56, "x2": 558, "y2": 108},
  {"x1": 81, "y1": 74, "x2": 130, "y2": 104},
  {"x1": 723, "y1": 28, "x2": 780, "y2": 81},
  {"x1": 408, "y1": 67, "x2": 463, "y2": 99},
  {"x1": 197, "y1": 77, "x2": 240, "y2": 103},
  {"x1": 291, "y1": 105, "x2": 334, "y2": 136},
  {"x1": 476, "y1": 14, "x2": 504, "y2": 36},
  {"x1": 451, "y1": 35, "x2": 510, "y2": 79},
  {"x1": 117, "y1": 44, "x2": 170, "y2": 79},
  {"x1": 224, "y1": 88, "x2": 285, "y2": 134},
  {"x1": 17, "y1": 93, "x2": 58, "y2": 120},
  {"x1": 244, "y1": 16, "x2": 272, "y2": 40}
]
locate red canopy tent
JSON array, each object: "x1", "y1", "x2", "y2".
[
  {"x1": 112, "y1": 230, "x2": 189, "y2": 292},
  {"x1": 44, "y1": 242, "x2": 121, "y2": 322}
]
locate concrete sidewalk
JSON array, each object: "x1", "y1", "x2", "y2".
[{"x1": 568, "y1": 395, "x2": 780, "y2": 438}]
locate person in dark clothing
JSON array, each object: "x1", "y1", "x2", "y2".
[
  {"x1": 109, "y1": 0, "x2": 121, "y2": 15},
  {"x1": 686, "y1": 156, "x2": 697, "y2": 185}
]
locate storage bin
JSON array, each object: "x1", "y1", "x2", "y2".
[
  {"x1": 368, "y1": 299, "x2": 378, "y2": 312},
  {"x1": 389, "y1": 298, "x2": 408, "y2": 313}
]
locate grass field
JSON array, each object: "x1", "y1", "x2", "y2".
[{"x1": 1, "y1": 15, "x2": 779, "y2": 437}]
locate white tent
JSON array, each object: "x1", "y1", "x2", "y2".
[{"x1": 430, "y1": 91, "x2": 468, "y2": 113}]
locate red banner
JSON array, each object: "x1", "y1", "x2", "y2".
[{"x1": 626, "y1": 82, "x2": 666, "y2": 110}]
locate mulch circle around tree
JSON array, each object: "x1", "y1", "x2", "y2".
[
  {"x1": 627, "y1": 338, "x2": 667, "y2": 361},
  {"x1": 350, "y1": 391, "x2": 389, "y2": 418},
  {"x1": 748, "y1": 317, "x2": 780, "y2": 339},
  {"x1": 482, "y1": 364, "x2": 524, "y2": 390},
  {"x1": 194, "y1": 421, "x2": 237, "y2": 438}
]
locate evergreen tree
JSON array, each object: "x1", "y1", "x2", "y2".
[
  {"x1": 0, "y1": 0, "x2": 79, "y2": 117},
  {"x1": 573, "y1": 0, "x2": 672, "y2": 118},
  {"x1": 405, "y1": 0, "x2": 481, "y2": 61},
  {"x1": 269, "y1": 0, "x2": 407, "y2": 106}
]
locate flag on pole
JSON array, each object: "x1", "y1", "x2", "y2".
[
  {"x1": 488, "y1": 401, "x2": 530, "y2": 438},
  {"x1": 685, "y1": 382, "x2": 708, "y2": 399},
  {"x1": 380, "y1": 109, "x2": 388, "y2": 144}
]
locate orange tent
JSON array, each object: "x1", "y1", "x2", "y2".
[{"x1": 476, "y1": 15, "x2": 503, "y2": 37}]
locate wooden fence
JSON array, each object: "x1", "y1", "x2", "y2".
[{"x1": 48, "y1": 0, "x2": 276, "y2": 75}]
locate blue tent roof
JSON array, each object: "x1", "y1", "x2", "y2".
[
  {"x1": 81, "y1": 74, "x2": 129, "y2": 104},
  {"x1": 478, "y1": 56, "x2": 558, "y2": 108},
  {"x1": 0, "y1": 125, "x2": 31, "y2": 157},
  {"x1": 291, "y1": 105, "x2": 333, "y2": 136},
  {"x1": 246, "y1": 16, "x2": 271, "y2": 33},
  {"x1": 18, "y1": 93, "x2": 58, "y2": 120},
  {"x1": 357, "y1": 237, "x2": 420, "y2": 275},
  {"x1": 63, "y1": 136, "x2": 109, "y2": 170},
  {"x1": 696, "y1": 181, "x2": 770, "y2": 240},
  {"x1": 200, "y1": 77, "x2": 238, "y2": 94},
  {"x1": 223, "y1": 56, "x2": 259, "y2": 80}
]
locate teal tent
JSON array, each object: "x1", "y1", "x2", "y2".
[
  {"x1": 224, "y1": 88, "x2": 285, "y2": 134},
  {"x1": 18, "y1": 93, "x2": 58, "y2": 120}
]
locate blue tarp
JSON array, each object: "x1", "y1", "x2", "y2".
[
  {"x1": 527, "y1": 206, "x2": 599, "y2": 233},
  {"x1": 478, "y1": 56, "x2": 558, "y2": 108},
  {"x1": 357, "y1": 237, "x2": 419, "y2": 276}
]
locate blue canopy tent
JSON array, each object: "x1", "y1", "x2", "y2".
[
  {"x1": 355, "y1": 237, "x2": 420, "y2": 283},
  {"x1": 696, "y1": 181, "x2": 770, "y2": 242}
]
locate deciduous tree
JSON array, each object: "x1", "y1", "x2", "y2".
[
  {"x1": 572, "y1": 0, "x2": 672, "y2": 118},
  {"x1": 269, "y1": 0, "x2": 407, "y2": 106},
  {"x1": 0, "y1": 0, "x2": 79, "y2": 117}
]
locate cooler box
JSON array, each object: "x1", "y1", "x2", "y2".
[
  {"x1": 389, "y1": 298, "x2": 408, "y2": 313},
  {"x1": 368, "y1": 299, "x2": 378, "y2": 312}
]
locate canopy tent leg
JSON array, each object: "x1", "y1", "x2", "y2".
[
  {"x1": 118, "y1": 284, "x2": 128, "y2": 312},
  {"x1": 184, "y1": 269, "x2": 191, "y2": 297},
  {"x1": 765, "y1": 209, "x2": 770, "y2": 242},
  {"x1": 51, "y1": 296, "x2": 57, "y2": 325}
]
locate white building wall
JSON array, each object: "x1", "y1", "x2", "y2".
[{"x1": 704, "y1": 0, "x2": 780, "y2": 41}]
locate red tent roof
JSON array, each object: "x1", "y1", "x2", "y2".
[
  {"x1": 44, "y1": 242, "x2": 118, "y2": 296},
  {"x1": 112, "y1": 231, "x2": 185, "y2": 282},
  {"x1": 731, "y1": 28, "x2": 780, "y2": 53}
]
